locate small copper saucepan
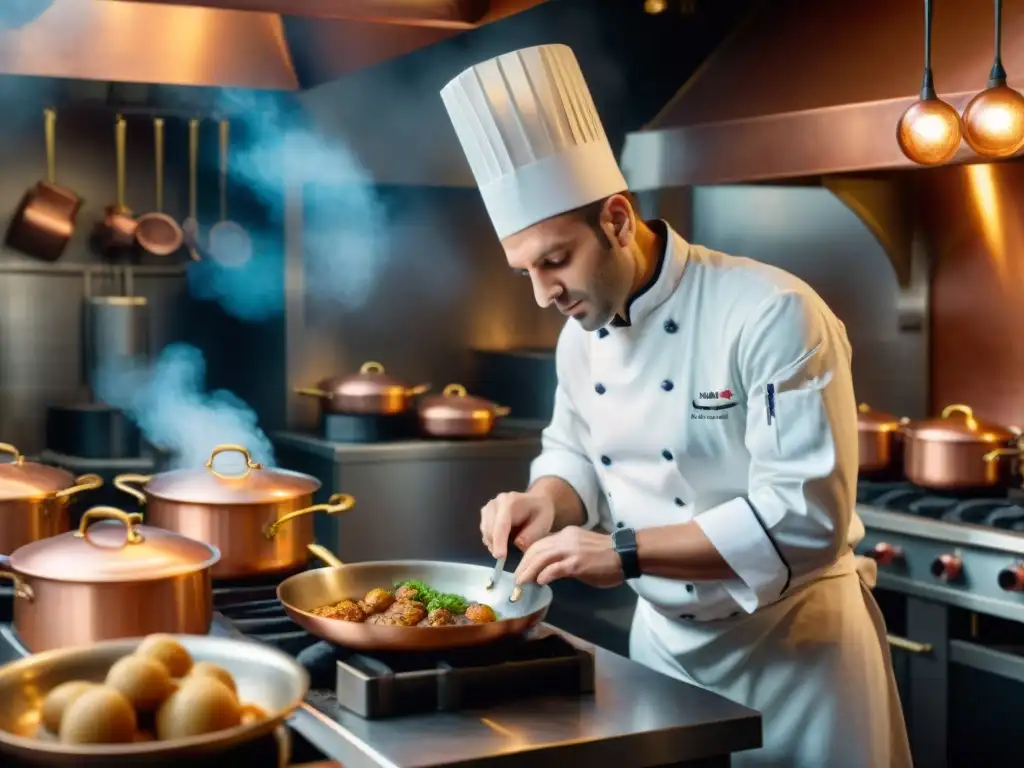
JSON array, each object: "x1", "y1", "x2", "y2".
[
  {"x1": 901, "y1": 404, "x2": 1021, "y2": 491},
  {"x1": 294, "y1": 361, "x2": 430, "y2": 415},
  {"x1": 857, "y1": 403, "x2": 908, "y2": 475},
  {"x1": 92, "y1": 115, "x2": 138, "y2": 255},
  {"x1": 4, "y1": 108, "x2": 82, "y2": 262},
  {"x1": 135, "y1": 118, "x2": 183, "y2": 257},
  {"x1": 418, "y1": 383, "x2": 511, "y2": 438}
]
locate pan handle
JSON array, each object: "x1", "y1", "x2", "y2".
[
  {"x1": 44, "y1": 108, "x2": 56, "y2": 184},
  {"x1": 154, "y1": 118, "x2": 165, "y2": 213},
  {"x1": 983, "y1": 447, "x2": 1020, "y2": 463},
  {"x1": 54, "y1": 473, "x2": 104, "y2": 502},
  {"x1": 307, "y1": 543, "x2": 344, "y2": 568},
  {"x1": 293, "y1": 387, "x2": 332, "y2": 399},
  {"x1": 0, "y1": 556, "x2": 34, "y2": 602},
  {"x1": 205, "y1": 444, "x2": 264, "y2": 479},
  {"x1": 264, "y1": 493, "x2": 356, "y2": 540},
  {"x1": 219, "y1": 119, "x2": 230, "y2": 222},
  {"x1": 113, "y1": 473, "x2": 153, "y2": 506},
  {"x1": 0, "y1": 442, "x2": 25, "y2": 465}
]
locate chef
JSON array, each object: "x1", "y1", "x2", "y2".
[{"x1": 441, "y1": 44, "x2": 912, "y2": 767}]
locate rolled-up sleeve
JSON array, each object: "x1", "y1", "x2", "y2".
[
  {"x1": 695, "y1": 289, "x2": 858, "y2": 612},
  {"x1": 528, "y1": 326, "x2": 601, "y2": 530}
]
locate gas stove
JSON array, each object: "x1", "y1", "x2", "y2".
[{"x1": 856, "y1": 479, "x2": 1024, "y2": 621}]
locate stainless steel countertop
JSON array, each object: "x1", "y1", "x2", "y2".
[
  {"x1": 285, "y1": 626, "x2": 762, "y2": 768},
  {"x1": 273, "y1": 428, "x2": 543, "y2": 463}
]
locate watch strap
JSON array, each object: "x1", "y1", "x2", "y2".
[{"x1": 613, "y1": 527, "x2": 641, "y2": 580}]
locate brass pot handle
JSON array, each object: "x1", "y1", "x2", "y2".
[
  {"x1": 205, "y1": 444, "x2": 263, "y2": 479},
  {"x1": 360, "y1": 361, "x2": 385, "y2": 374},
  {"x1": 0, "y1": 557, "x2": 33, "y2": 601},
  {"x1": 113, "y1": 473, "x2": 152, "y2": 506},
  {"x1": 0, "y1": 443, "x2": 24, "y2": 465},
  {"x1": 407, "y1": 383, "x2": 431, "y2": 397},
  {"x1": 264, "y1": 493, "x2": 356, "y2": 540},
  {"x1": 54, "y1": 473, "x2": 104, "y2": 501},
  {"x1": 858, "y1": 403, "x2": 871, "y2": 413},
  {"x1": 886, "y1": 634, "x2": 933, "y2": 654},
  {"x1": 75, "y1": 506, "x2": 144, "y2": 545},
  {"x1": 941, "y1": 404, "x2": 974, "y2": 420},
  {"x1": 293, "y1": 386, "x2": 331, "y2": 399},
  {"x1": 443, "y1": 383, "x2": 468, "y2": 397},
  {"x1": 984, "y1": 447, "x2": 1020, "y2": 463},
  {"x1": 494, "y1": 406, "x2": 512, "y2": 418},
  {"x1": 307, "y1": 543, "x2": 344, "y2": 568}
]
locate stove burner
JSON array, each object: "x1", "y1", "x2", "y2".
[
  {"x1": 857, "y1": 479, "x2": 1024, "y2": 529},
  {"x1": 298, "y1": 629, "x2": 595, "y2": 719}
]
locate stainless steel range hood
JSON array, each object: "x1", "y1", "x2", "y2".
[
  {"x1": 621, "y1": 0, "x2": 1024, "y2": 190},
  {"x1": 0, "y1": 0, "x2": 546, "y2": 91}
]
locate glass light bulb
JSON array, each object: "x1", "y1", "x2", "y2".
[
  {"x1": 897, "y1": 98, "x2": 964, "y2": 165},
  {"x1": 962, "y1": 85, "x2": 1024, "y2": 158}
]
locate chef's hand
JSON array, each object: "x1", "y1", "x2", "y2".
[
  {"x1": 480, "y1": 491, "x2": 555, "y2": 559},
  {"x1": 514, "y1": 526, "x2": 624, "y2": 589}
]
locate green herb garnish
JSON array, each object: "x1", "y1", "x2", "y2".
[{"x1": 395, "y1": 579, "x2": 469, "y2": 615}]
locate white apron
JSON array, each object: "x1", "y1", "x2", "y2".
[{"x1": 629, "y1": 552, "x2": 912, "y2": 768}]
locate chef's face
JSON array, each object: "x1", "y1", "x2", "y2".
[{"x1": 502, "y1": 195, "x2": 636, "y2": 332}]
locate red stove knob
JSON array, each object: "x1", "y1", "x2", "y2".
[
  {"x1": 930, "y1": 553, "x2": 962, "y2": 582},
  {"x1": 998, "y1": 563, "x2": 1024, "y2": 592},
  {"x1": 866, "y1": 542, "x2": 903, "y2": 565}
]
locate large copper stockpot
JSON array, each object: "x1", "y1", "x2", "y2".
[
  {"x1": 901, "y1": 404, "x2": 1020, "y2": 491},
  {"x1": 857, "y1": 403, "x2": 908, "y2": 474},
  {"x1": 294, "y1": 361, "x2": 429, "y2": 415},
  {"x1": 0, "y1": 506, "x2": 220, "y2": 652},
  {"x1": 0, "y1": 442, "x2": 102, "y2": 554},
  {"x1": 113, "y1": 444, "x2": 356, "y2": 579},
  {"x1": 418, "y1": 383, "x2": 511, "y2": 438}
]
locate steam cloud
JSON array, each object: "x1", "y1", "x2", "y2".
[{"x1": 93, "y1": 343, "x2": 275, "y2": 473}]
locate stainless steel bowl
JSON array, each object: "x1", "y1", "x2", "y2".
[{"x1": 0, "y1": 634, "x2": 308, "y2": 766}]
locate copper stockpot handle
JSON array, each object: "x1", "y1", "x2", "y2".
[
  {"x1": 293, "y1": 386, "x2": 331, "y2": 399},
  {"x1": 941, "y1": 403, "x2": 977, "y2": 429},
  {"x1": 114, "y1": 473, "x2": 152, "y2": 506},
  {"x1": 307, "y1": 543, "x2": 344, "y2": 568},
  {"x1": 0, "y1": 443, "x2": 25, "y2": 465},
  {"x1": 0, "y1": 557, "x2": 34, "y2": 601},
  {"x1": 360, "y1": 361, "x2": 385, "y2": 374},
  {"x1": 205, "y1": 444, "x2": 264, "y2": 479},
  {"x1": 443, "y1": 383, "x2": 468, "y2": 397},
  {"x1": 983, "y1": 447, "x2": 1021, "y2": 463},
  {"x1": 407, "y1": 383, "x2": 431, "y2": 396},
  {"x1": 264, "y1": 493, "x2": 356, "y2": 540},
  {"x1": 54, "y1": 473, "x2": 103, "y2": 501},
  {"x1": 74, "y1": 506, "x2": 144, "y2": 545}
]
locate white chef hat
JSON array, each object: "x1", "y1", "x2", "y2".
[{"x1": 440, "y1": 44, "x2": 628, "y2": 240}]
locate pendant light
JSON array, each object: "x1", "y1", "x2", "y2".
[
  {"x1": 897, "y1": 0, "x2": 963, "y2": 165},
  {"x1": 961, "y1": 0, "x2": 1024, "y2": 158}
]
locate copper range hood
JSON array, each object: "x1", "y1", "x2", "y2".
[
  {"x1": 0, "y1": 0, "x2": 546, "y2": 90},
  {"x1": 621, "y1": 0, "x2": 1024, "y2": 190}
]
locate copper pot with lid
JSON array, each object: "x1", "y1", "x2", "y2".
[
  {"x1": 0, "y1": 443, "x2": 103, "y2": 554},
  {"x1": 418, "y1": 383, "x2": 511, "y2": 438},
  {"x1": 0, "y1": 506, "x2": 220, "y2": 652},
  {"x1": 113, "y1": 444, "x2": 356, "y2": 579},
  {"x1": 857, "y1": 403, "x2": 908, "y2": 474},
  {"x1": 294, "y1": 361, "x2": 430, "y2": 415},
  {"x1": 901, "y1": 403, "x2": 1021, "y2": 491}
]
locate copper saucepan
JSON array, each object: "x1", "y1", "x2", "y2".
[
  {"x1": 276, "y1": 545, "x2": 552, "y2": 652},
  {"x1": 0, "y1": 442, "x2": 103, "y2": 554},
  {"x1": 113, "y1": 444, "x2": 356, "y2": 579},
  {"x1": 294, "y1": 361, "x2": 430, "y2": 415},
  {"x1": 901, "y1": 403, "x2": 1020, "y2": 491},
  {"x1": 5, "y1": 108, "x2": 83, "y2": 262},
  {"x1": 0, "y1": 506, "x2": 220, "y2": 652},
  {"x1": 93, "y1": 115, "x2": 138, "y2": 256},
  {"x1": 857, "y1": 403, "x2": 908, "y2": 475},
  {"x1": 418, "y1": 383, "x2": 511, "y2": 438},
  {"x1": 135, "y1": 118, "x2": 183, "y2": 258}
]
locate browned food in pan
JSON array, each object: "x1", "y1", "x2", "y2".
[
  {"x1": 311, "y1": 599, "x2": 366, "y2": 622},
  {"x1": 359, "y1": 588, "x2": 396, "y2": 615},
  {"x1": 309, "y1": 582, "x2": 500, "y2": 627}
]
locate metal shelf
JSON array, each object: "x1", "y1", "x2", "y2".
[{"x1": 0, "y1": 259, "x2": 187, "y2": 278}]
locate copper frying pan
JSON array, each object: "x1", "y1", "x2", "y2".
[
  {"x1": 92, "y1": 115, "x2": 138, "y2": 255},
  {"x1": 135, "y1": 118, "x2": 183, "y2": 257},
  {"x1": 4, "y1": 108, "x2": 82, "y2": 262},
  {"x1": 276, "y1": 545, "x2": 551, "y2": 652}
]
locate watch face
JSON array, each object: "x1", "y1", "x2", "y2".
[{"x1": 613, "y1": 527, "x2": 637, "y2": 549}]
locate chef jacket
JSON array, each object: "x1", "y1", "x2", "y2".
[{"x1": 529, "y1": 220, "x2": 865, "y2": 622}]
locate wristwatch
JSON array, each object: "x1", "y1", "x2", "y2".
[{"x1": 612, "y1": 527, "x2": 641, "y2": 580}]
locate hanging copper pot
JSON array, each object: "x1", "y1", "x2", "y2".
[
  {"x1": 418, "y1": 383, "x2": 511, "y2": 438},
  {"x1": 294, "y1": 361, "x2": 430, "y2": 415},
  {"x1": 901, "y1": 404, "x2": 1020, "y2": 490},
  {"x1": 857, "y1": 403, "x2": 908, "y2": 474}
]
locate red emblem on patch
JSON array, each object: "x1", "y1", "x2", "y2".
[{"x1": 719, "y1": 389, "x2": 733, "y2": 400}]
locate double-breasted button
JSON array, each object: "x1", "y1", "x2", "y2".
[
  {"x1": 679, "y1": 613, "x2": 695, "y2": 620},
  {"x1": 662, "y1": 449, "x2": 673, "y2": 461},
  {"x1": 594, "y1": 383, "x2": 606, "y2": 395},
  {"x1": 597, "y1": 328, "x2": 609, "y2": 338},
  {"x1": 600, "y1": 455, "x2": 612, "y2": 466},
  {"x1": 664, "y1": 319, "x2": 678, "y2": 334},
  {"x1": 616, "y1": 521, "x2": 625, "y2": 529},
  {"x1": 685, "y1": 583, "x2": 695, "y2": 593},
  {"x1": 674, "y1": 497, "x2": 684, "y2": 507},
  {"x1": 661, "y1": 379, "x2": 674, "y2": 391}
]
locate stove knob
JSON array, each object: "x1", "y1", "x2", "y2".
[
  {"x1": 998, "y1": 564, "x2": 1024, "y2": 592},
  {"x1": 865, "y1": 542, "x2": 903, "y2": 565},
  {"x1": 930, "y1": 553, "x2": 962, "y2": 582}
]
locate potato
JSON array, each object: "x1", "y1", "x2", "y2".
[
  {"x1": 40, "y1": 680, "x2": 97, "y2": 735},
  {"x1": 135, "y1": 634, "x2": 193, "y2": 678},
  {"x1": 106, "y1": 655, "x2": 175, "y2": 712},
  {"x1": 156, "y1": 676, "x2": 241, "y2": 740},
  {"x1": 187, "y1": 661, "x2": 237, "y2": 696},
  {"x1": 59, "y1": 686, "x2": 137, "y2": 744}
]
